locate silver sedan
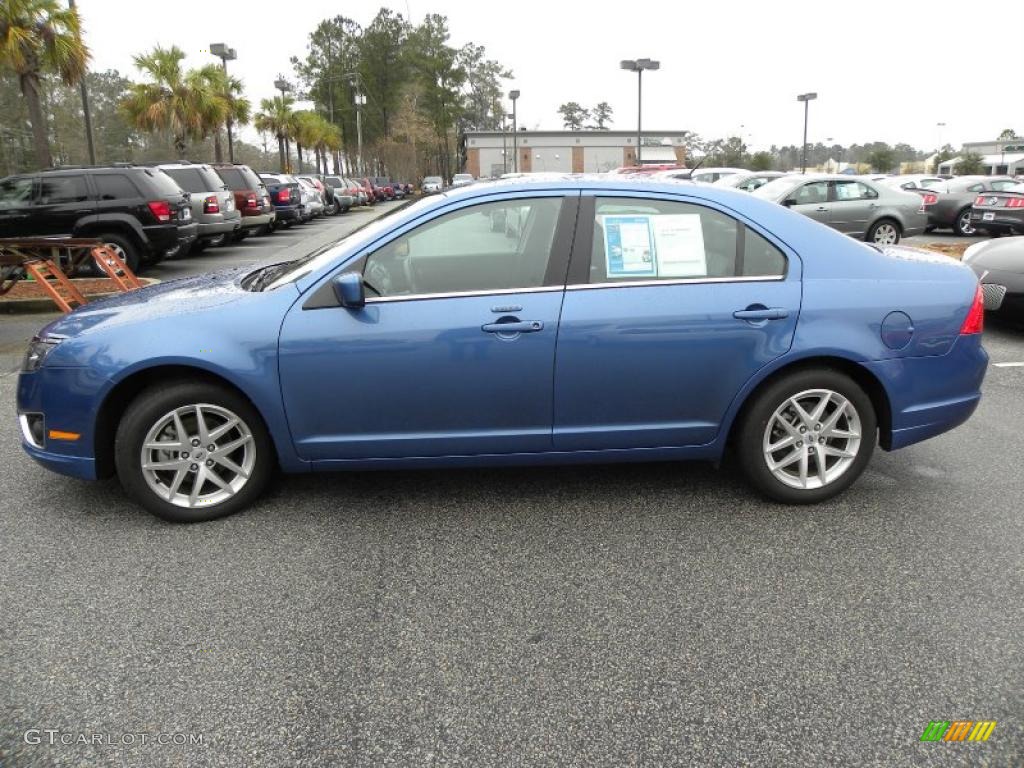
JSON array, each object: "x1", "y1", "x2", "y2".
[{"x1": 753, "y1": 174, "x2": 927, "y2": 244}]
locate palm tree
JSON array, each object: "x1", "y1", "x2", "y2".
[
  {"x1": 122, "y1": 45, "x2": 224, "y2": 159},
  {"x1": 197, "y1": 65, "x2": 250, "y2": 162},
  {"x1": 292, "y1": 110, "x2": 324, "y2": 174},
  {"x1": 0, "y1": 0, "x2": 89, "y2": 168},
  {"x1": 254, "y1": 95, "x2": 295, "y2": 172}
]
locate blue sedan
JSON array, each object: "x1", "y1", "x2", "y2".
[{"x1": 17, "y1": 178, "x2": 988, "y2": 522}]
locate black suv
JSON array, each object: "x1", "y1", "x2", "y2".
[{"x1": 0, "y1": 166, "x2": 197, "y2": 272}]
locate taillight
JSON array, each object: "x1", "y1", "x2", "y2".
[
  {"x1": 203, "y1": 194, "x2": 220, "y2": 214},
  {"x1": 276, "y1": 188, "x2": 290, "y2": 203},
  {"x1": 960, "y1": 283, "x2": 985, "y2": 335},
  {"x1": 245, "y1": 193, "x2": 259, "y2": 210},
  {"x1": 974, "y1": 195, "x2": 986, "y2": 206},
  {"x1": 920, "y1": 193, "x2": 937, "y2": 206},
  {"x1": 147, "y1": 200, "x2": 171, "y2": 222},
  {"x1": 1006, "y1": 197, "x2": 1024, "y2": 208}
]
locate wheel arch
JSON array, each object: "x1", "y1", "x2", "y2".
[
  {"x1": 724, "y1": 355, "x2": 894, "y2": 452},
  {"x1": 93, "y1": 364, "x2": 279, "y2": 478},
  {"x1": 867, "y1": 215, "x2": 902, "y2": 241}
]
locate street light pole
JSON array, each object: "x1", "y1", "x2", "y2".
[
  {"x1": 67, "y1": 0, "x2": 96, "y2": 165},
  {"x1": 509, "y1": 90, "x2": 520, "y2": 173},
  {"x1": 501, "y1": 114, "x2": 508, "y2": 174},
  {"x1": 797, "y1": 92, "x2": 817, "y2": 174},
  {"x1": 354, "y1": 92, "x2": 365, "y2": 176},
  {"x1": 210, "y1": 43, "x2": 237, "y2": 163},
  {"x1": 621, "y1": 58, "x2": 660, "y2": 167}
]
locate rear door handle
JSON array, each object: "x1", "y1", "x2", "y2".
[
  {"x1": 733, "y1": 308, "x2": 789, "y2": 321},
  {"x1": 482, "y1": 320, "x2": 544, "y2": 334},
  {"x1": 815, "y1": 206, "x2": 828, "y2": 212}
]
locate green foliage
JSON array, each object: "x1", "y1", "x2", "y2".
[
  {"x1": 557, "y1": 102, "x2": 590, "y2": 130},
  {"x1": 956, "y1": 151, "x2": 985, "y2": 175},
  {"x1": 749, "y1": 151, "x2": 774, "y2": 171},
  {"x1": 865, "y1": 148, "x2": 895, "y2": 173},
  {"x1": 591, "y1": 102, "x2": 613, "y2": 130},
  {"x1": 998, "y1": 128, "x2": 1018, "y2": 140}
]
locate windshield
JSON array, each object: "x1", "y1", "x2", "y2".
[
  {"x1": 714, "y1": 174, "x2": 747, "y2": 187},
  {"x1": 752, "y1": 176, "x2": 801, "y2": 200},
  {"x1": 264, "y1": 197, "x2": 426, "y2": 290},
  {"x1": 424, "y1": 176, "x2": 442, "y2": 183}
]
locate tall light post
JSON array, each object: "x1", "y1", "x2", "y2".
[
  {"x1": 501, "y1": 113, "x2": 508, "y2": 174},
  {"x1": 210, "y1": 43, "x2": 237, "y2": 163},
  {"x1": 354, "y1": 92, "x2": 366, "y2": 176},
  {"x1": 620, "y1": 58, "x2": 660, "y2": 166},
  {"x1": 67, "y1": 0, "x2": 95, "y2": 165},
  {"x1": 509, "y1": 90, "x2": 520, "y2": 172},
  {"x1": 797, "y1": 92, "x2": 817, "y2": 174}
]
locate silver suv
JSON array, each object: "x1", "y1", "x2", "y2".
[{"x1": 156, "y1": 162, "x2": 241, "y2": 252}]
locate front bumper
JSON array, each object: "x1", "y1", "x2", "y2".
[{"x1": 17, "y1": 366, "x2": 106, "y2": 480}]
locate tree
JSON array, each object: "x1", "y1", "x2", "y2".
[
  {"x1": 956, "y1": 151, "x2": 985, "y2": 175},
  {"x1": 749, "y1": 151, "x2": 774, "y2": 171},
  {"x1": 459, "y1": 42, "x2": 510, "y2": 131},
  {"x1": 865, "y1": 148, "x2": 896, "y2": 173},
  {"x1": 122, "y1": 46, "x2": 226, "y2": 159},
  {"x1": 591, "y1": 102, "x2": 613, "y2": 129},
  {"x1": 407, "y1": 14, "x2": 464, "y2": 179},
  {"x1": 720, "y1": 136, "x2": 747, "y2": 167},
  {"x1": 997, "y1": 128, "x2": 1018, "y2": 140},
  {"x1": 254, "y1": 94, "x2": 295, "y2": 172},
  {"x1": 358, "y1": 8, "x2": 411, "y2": 144},
  {"x1": 557, "y1": 102, "x2": 590, "y2": 130},
  {"x1": 197, "y1": 65, "x2": 250, "y2": 163},
  {"x1": 0, "y1": 0, "x2": 89, "y2": 168}
]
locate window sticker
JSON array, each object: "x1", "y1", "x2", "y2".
[
  {"x1": 600, "y1": 214, "x2": 707, "y2": 278},
  {"x1": 601, "y1": 215, "x2": 656, "y2": 277},
  {"x1": 651, "y1": 214, "x2": 707, "y2": 277}
]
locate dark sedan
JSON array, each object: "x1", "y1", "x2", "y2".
[
  {"x1": 925, "y1": 176, "x2": 1019, "y2": 236},
  {"x1": 963, "y1": 236, "x2": 1024, "y2": 319},
  {"x1": 970, "y1": 183, "x2": 1024, "y2": 236}
]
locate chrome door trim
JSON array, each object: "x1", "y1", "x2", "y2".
[
  {"x1": 564, "y1": 275, "x2": 786, "y2": 291},
  {"x1": 364, "y1": 285, "x2": 566, "y2": 304}
]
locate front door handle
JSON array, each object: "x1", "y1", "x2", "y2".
[
  {"x1": 482, "y1": 320, "x2": 544, "y2": 334},
  {"x1": 815, "y1": 206, "x2": 828, "y2": 212},
  {"x1": 733, "y1": 308, "x2": 789, "y2": 321}
]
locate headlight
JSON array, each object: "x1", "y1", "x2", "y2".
[{"x1": 23, "y1": 338, "x2": 60, "y2": 372}]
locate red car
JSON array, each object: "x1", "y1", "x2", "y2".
[{"x1": 211, "y1": 163, "x2": 276, "y2": 238}]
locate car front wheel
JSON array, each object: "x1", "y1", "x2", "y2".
[
  {"x1": 736, "y1": 369, "x2": 876, "y2": 504},
  {"x1": 115, "y1": 381, "x2": 274, "y2": 522}
]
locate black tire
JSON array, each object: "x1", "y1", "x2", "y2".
[
  {"x1": 735, "y1": 368, "x2": 877, "y2": 505},
  {"x1": 190, "y1": 239, "x2": 207, "y2": 255},
  {"x1": 206, "y1": 233, "x2": 229, "y2": 248},
  {"x1": 114, "y1": 381, "x2": 275, "y2": 523},
  {"x1": 953, "y1": 208, "x2": 976, "y2": 237},
  {"x1": 924, "y1": 225, "x2": 935, "y2": 234},
  {"x1": 865, "y1": 218, "x2": 901, "y2": 245},
  {"x1": 256, "y1": 224, "x2": 272, "y2": 236},
  {"x1": 97, "y1": 233, "x2": 140, "y2": 273}
]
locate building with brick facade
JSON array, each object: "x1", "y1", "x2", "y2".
[{"x1": 463, "y1": 130, "x2": 691, "y2": 178}]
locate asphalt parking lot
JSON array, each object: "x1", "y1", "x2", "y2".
[{"x1": 1, "y1": 210, "x2": 1021, "y2": 767}]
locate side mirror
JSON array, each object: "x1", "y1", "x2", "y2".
[
  {"x1": 332, "y1": 272, "x2": 365, "y2": 309},
  {"x1": 782, "y1": 198, "x2": 798, "y2": 207}
]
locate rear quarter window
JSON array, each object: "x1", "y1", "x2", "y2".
[
  {"x1": 162, "y1": 168, "x2": 209, "y2": 193},
  {"x1": 94, "y1": 174, "x2": 141, "y2": 200},
  {"x1": 145, "y1": 169, "x2": 186, "y2": 197}
]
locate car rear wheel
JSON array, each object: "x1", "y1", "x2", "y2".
[
  {"x1": 736, "y1": 369, "x2": 876, "y2": 504},
  {"x1": 954, "y1": 208, "x2": 976, "y2": 237},
  {"x1": 867, "y1": 219, "x2": 900, "y2": 245},
  {"x1": 115, "y1": 381, "x2": 274, "y2": 523}
]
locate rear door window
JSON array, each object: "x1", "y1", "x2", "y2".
[
  {"x1": 38, "y1": 175, "x2": 89, "y2": 204},
  {"x1": 588, "y1": 197, "x2": 785, "y2": 282}
]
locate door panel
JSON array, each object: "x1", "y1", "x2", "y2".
[
  {"x1": 790, "y1": 181, "x2": 831, "y2": 226},
  {"x1": 31, "y1": 174, "x2": 93, "y2": 236},
  {"x1": 278, "y1": 193, "x2": 576, "y2": 461},
  {"x1": 553, "y1": 281, "x2": 801, "y2": 449}
]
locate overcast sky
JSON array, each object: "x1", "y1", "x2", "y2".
[{"x1": 76, "y1": 0, "x2": 1023, "y2": 151}]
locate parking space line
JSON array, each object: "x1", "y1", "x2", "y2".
[{"x1": 993, "y1": 362, "x2": 1024, "y2": 368}]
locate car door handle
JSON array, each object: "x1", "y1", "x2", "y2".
[
  {"x1": 482, "y1": 320, "x2": 543, "y2": 333},
  {"x1": 815, "y1": 206, "x2": 828, "y2": 212},
  {"x1": 733, "y1": 308, "x2": 789, "y2": 321}
]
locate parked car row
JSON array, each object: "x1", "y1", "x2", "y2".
[{"x1": 0, "y1": 161, "x2": 411, "y2": 273}]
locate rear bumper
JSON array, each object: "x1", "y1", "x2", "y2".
[
  {"x1": 274, "y1": 205, "x2": 301, "y2": 222},
  {"x1": 970, "y1": 210, "x2": 1024, "y2": 232},
  {"x1": 239, "y1": 211, "x2": 275, "y2": 229},
  {"x1": 144, "y1": 222, "x2": 197, "y2": 258},
  {"x1": 196, "y1": 218, "x2": 242, "y2": 238},
  {"x1": 864, "y1": 334, "x2": 988, "y2": 451}
]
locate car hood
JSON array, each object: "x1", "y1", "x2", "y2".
[
  {"x1": 38, "y1": 266, "x2": 266, "y2": 339},
  {"x1": 964, "y1": 237, "x2": 1024, "y2": 274}
]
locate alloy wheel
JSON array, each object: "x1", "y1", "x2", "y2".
[
  {"x1": 872, "y1": 223, "x2": 899, "y2": 245},
  {"x1": 762, "y1": 389, "x2": 862, "y2": 490},
  {"x1": 140, "y1": 404, "x2": 256, "y2": 508},
  {"x1": 958, "y1": 211, "x2": 976, "y2": 236}
]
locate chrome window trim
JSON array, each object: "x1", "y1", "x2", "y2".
[
  {"x1": 566, "y1": 275, "x2": 785, "y2": 291},
  {"x1": 365, "y1": 285, "x2": 565, "y2": 304}
]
